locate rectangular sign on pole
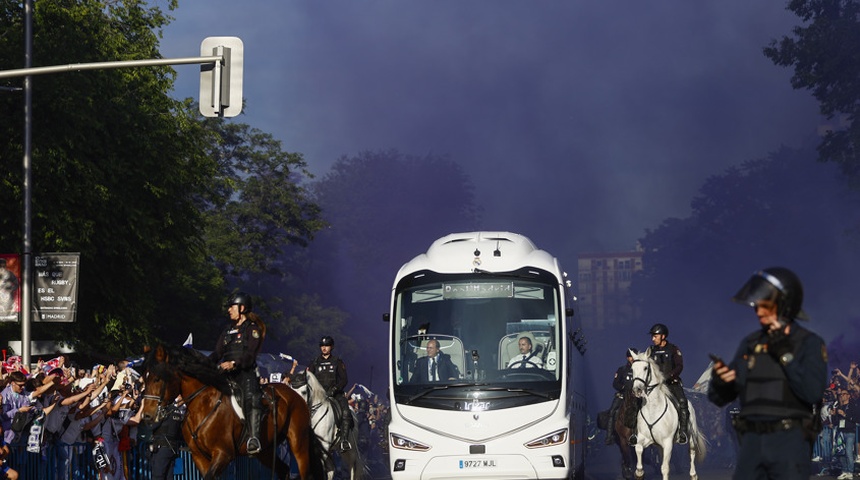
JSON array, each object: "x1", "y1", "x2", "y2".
[
  {"x1": 32, "y1": 253, "x2": 80, "y2": 323},
  {"x1": 0, "y1": 254, "x2": 21, "y2": 322}
]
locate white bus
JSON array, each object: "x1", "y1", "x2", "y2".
[{"x1": 386, "y1": 232, "x2": 588, "y2": 480}]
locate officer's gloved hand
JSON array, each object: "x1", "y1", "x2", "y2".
[
  {"x1": 766, "y1": 329, "x2": 793, "y2": 361},
  {"x1": 327, "y1": 387, "x2": 338, "y2": 397}
]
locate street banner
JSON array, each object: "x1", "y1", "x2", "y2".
[
  {"x1": 33, "y1": 253, "x2": 80, "y2": 323},
  {"x1": 0, "y1": 254, "x2": 21, "y2": 322}
]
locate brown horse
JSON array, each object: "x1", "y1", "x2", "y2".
[
  {"x1": 613, "y1": 392, "x2": 639, "y2": 480},
  {"x1": 141, "y1": 345, "x2": 324, "y2": 480}
]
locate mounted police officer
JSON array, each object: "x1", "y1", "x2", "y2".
[
  {"x1": 148, "y1": 395, "x2": 186, "y2": 480},
  {"x1": 647, "y1": 322, "x2": 690, "y2": 444},
  {"x1": 211, "y1": 291, "x2": 265, "y2": 455},
  {"x1": 310, "y1": 335, "x2": 353, "y2": 452},
  {"x1": 605, "y1": 348, "x2": 637, "y2": 445},
  {"x1": 709, "y1": 267, "x2": 827, "y2": 480}
]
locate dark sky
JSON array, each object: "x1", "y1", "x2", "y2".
[
  {"x1": 158, "y1": 2, "x2": 837, "y2": 399},
  {"x1": 161, "y1": 1, "x2": 820, "y2": 253}
]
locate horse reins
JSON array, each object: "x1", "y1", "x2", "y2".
[{"x1": 630, "y1": 359, "x2": 671, "y2": 441}]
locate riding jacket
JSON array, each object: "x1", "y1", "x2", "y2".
[
  {"x1": 211, "y1": 319, "x2": 263, "y2": 371},
  {"x1": 649, "y1": 341, "x2": 684, "y2": 385},
  {"x1": 311, "y1": 354, "x2": 348, "y2": 397}
]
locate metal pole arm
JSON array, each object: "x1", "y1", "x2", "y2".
[{"x1": 0, "y1": 56, "x2": 222, "y2": 80}]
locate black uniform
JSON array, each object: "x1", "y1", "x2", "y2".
[
  {"x1": 650, "y1": 341, "x2": 690, "y2": 440},
  {"x1": 709, "y1": 324, "x2": 828, "y2": 480},
  {"x1": 148, "y1": 402, "x2": 185, "y2": 480},
  {"x1": 310, "y1": 353, "x2": 352, "y2": 446},
  {"x1": 211, "y1": 318, "x2": 264, "y2": 445},
  {"x1": 605, "y1": 361, "x2": 634, "y2": 444}
]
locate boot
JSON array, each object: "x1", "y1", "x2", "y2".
[
  {"x1": 676, "y1": 403, "x2": 689, "y2": 445},
  {"x1": 246, "y1": 406, "x2": 263, "y2": 455},
  {"x1": 338, "y1": 417, "x2": 352, "y2": 452}
]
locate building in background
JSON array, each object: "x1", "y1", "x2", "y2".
[{"x1": 577, "y1": 246, "x2": 643, "y2": 330}]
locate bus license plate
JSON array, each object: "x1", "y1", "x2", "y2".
[{"x1": 459, "y1": 459, "x2": 497, "y2": 469}]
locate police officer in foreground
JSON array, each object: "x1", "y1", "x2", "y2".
[
  {"x1": 647, "y1": 323, "x2": 690, "y2": 444},
  {"x1": 605, "y1": 348, "x2": 637, "y2": 445},
  {"x1": 148, "y1": 395, "x2": 185, "y2": 480},
  {"x1": 310, "y1": 335, "x2": 353, "y2": 452},
  {"x1": 709, "y1": 267, "x2": 827, "y2": 480},
  {"x1": 211, "y1": 291, "x2": 266, "y2": 455}
]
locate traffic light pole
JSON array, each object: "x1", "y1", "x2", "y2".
[{"x1": 3, "y1": 22, "x2": 237, "y2": 366}]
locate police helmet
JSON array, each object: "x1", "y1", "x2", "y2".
[
  {"x1": 226, "y1": 291, "x2": 253, "y2": 314},
  {"x1": 732, "y1": 267, "x2": 808, "y2": 321},
  {"x1": 648, "y1": 323, "x2": 669, "y2": 337},
  {"x1": 319, "y1": 335, "x2": 335, "y2": 347}
]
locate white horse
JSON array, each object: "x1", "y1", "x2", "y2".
[
  {"x1": 629, "y1": 349, "x2": 706, "y2": 480},
  {"x1": 290, "y1": 370, "x2": 366, "y2": 480}
]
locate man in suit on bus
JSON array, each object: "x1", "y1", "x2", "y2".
[{"x1": 412, "y1": 339, "x2": 460, "y2": 383}]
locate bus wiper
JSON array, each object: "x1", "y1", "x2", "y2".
[
  {"x1": 505, "y1": 388, "x2": 555, "y2": 400},
  {"x1": 405, "y1": 383, "x2": 473, "y2": 403}
]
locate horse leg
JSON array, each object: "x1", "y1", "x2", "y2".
[
  {"x1": 688, "y1": 436, "x2": 698, "y2": 480},
  {"x1": 258, "y1": 445, "x2": 292, "y2": 480},
  {"x1": 660, "y1": 442, "x2": 673, "y2": 480},
  {"x1": 204, "y1": 451, "x2": 234, "y2": 480},
  {"x1": 634, "y1": 444, "x2": 645, "y2": 480}
]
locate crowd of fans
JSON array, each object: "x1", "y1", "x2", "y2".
[
  {"x1": 0, "y1": 355, "x2": 144, "y2": 480},
  {"x1": 812, "y1": 362, "x2": 860, "y2": 479},
  {"x1": 0, "y1": 353, "x2": 390, "y2": 480}
]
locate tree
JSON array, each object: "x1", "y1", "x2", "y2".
[
  {"x1": 631, "y1": 144, "x2": 860, "y2": 356},
  {"x1": 764, "y1": 0, "x2": 860, "y2": 183},
  {"x1": 300, "y1": 150, "x2": 481, "y2": 384},
  {"x1": 198, "y1": 116, "x2": 324, "y2": 282},
  {"x1": 0, "y1": 1, "x2": 322, "y2": 359}
]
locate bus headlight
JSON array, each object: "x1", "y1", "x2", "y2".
[
  {"x1": 525, "y1": 428, "x2": 568, "y2": 448},
  {"x1": 390, "y1": 433, "x2": 431, "y2": 451}
]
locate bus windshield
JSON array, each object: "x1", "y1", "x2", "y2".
[{"x1": 392, "y1": 269, "x2": 563, "y2": 406}]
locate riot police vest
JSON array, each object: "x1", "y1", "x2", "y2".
[
  {"x1": 220, "y1": 322, "x2": 255, "y2": 364},
  {"x1": 740, "y1": 331, "x2": 813, "y2": 419},
  {"x1": 153, "y1": 407, "x2": 184, "y2": 441},
  {"x1": 650, "y1": 345, "x2": 676, "y2": 380},
  {"x1": 314, "y1": 356, "x2": 340, "y2": 391}
]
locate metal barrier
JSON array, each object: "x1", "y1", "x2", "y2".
[{"x1": 6, "y1": 442, "x2": 274, "y2": 480}]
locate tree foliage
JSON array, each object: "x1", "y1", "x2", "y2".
[
  {"x1": 764, "y1": 0, "x2": 860, "y2": 182},
  {"x1": 631, "y1": 145, "x2": 860, "y2": 354},
  {"x1": 198, "y1": 116, "x2": 324, "y2": 281},
  {"x1": 0, "y1": 1, "x2": 322, "y2": 360},
  {"x1": 298, "y1": 150, "x2": 481, "y2": 375}
]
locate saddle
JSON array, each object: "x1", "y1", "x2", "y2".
[{"x1": 225, "y1": 379, "x2": 272, "y2": 421}]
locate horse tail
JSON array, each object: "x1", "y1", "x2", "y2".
[{"x1": 688, "y1": 405, "x2": 707, "y2": 463}]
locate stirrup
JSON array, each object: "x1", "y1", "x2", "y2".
[
  {"x1": 339, "y1": 439, "x2": 352, "y2": 452},
  {"x1": 247, "y1": 437, "x2": 262, "y2": 455},
  {"x1": 628, "y1": 434, "x2": 637, "y2": 445},
  {"x1": 676, "y1": 431, "x2": 688, "y2": 444}
]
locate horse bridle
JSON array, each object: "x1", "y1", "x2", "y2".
[
  {"x1": 630, "y1": 359, "x2": 660, "y2": 396},
  {"x1": 629, "y1": 358, "x2": 672, "y2": 440},
  {"x1": 143, "y1": 373, "x2": 206, "y2": 423},
  {"x1": 143, "y1": 374, "x2": 174, "y2": 423}
]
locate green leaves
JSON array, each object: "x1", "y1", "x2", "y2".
[
  {"x1": 764, "y1": 0, "x2": 860, "y2": 180},
  {"x1": 0, "y1": 1, "x2": 321, "y2": 359}
]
